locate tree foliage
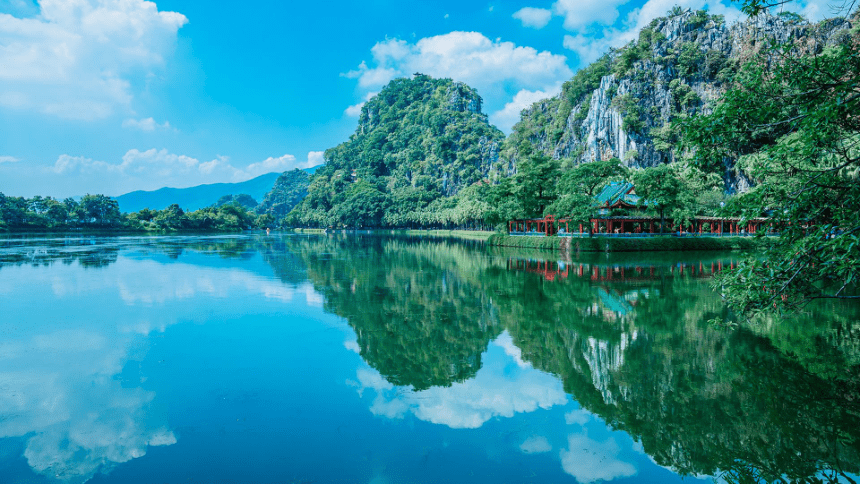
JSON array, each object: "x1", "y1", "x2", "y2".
[
  {"x1": 682, "y1": 4, "x2": 860, "y2": 312},
  {"x1": 287, "y1": 74, "x2": 505, "y2": 228}
]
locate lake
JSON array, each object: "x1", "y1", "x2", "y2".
[{"x1": 0, "y1": 234, "x2": 858, "y2": 484}]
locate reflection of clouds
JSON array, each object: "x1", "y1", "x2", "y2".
[
  {"x1": 0, "y1": 334, "x2": 175, "y2": 484},
  {"x1": 343, "y1": 339, "x2": 361, "y2": 353},
  {"x1": 520, "y1": 436, "x2": 552, "y2": 454},
  {"x1": 564, "y1": 408, "x2": 592, "y2": 426},
  {"x1": 352, "y1": 335, "x2": 567, "y2": 429},
  {"x1": 493, "y1": 330, "x2": 531, "y2": 368},
  {"x1": 1, "y1": 254, "x2": 323, "y2": 483},
  {"x1": 560, "y1": 434, "x2": 637, "y2": 483},
  {"x1": 22, "y1": 393, "x2": 176, "y2": 484},
  {"x1": 113, "y1": 260, "x2": 312, "y2": 305}
]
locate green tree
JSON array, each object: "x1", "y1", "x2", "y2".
[
  {"x1": 681, "y1": 4, "x2": 860, "y2": 312},
  {"x1": 257, "y1": 169, "x2": 310, "y2": 221},
  {"x1": 632, "y1": 164, "x2": 684, "y2": 233},
  {"x1": 74, "y1": 194, "x2": 123, "y2": 227},
  {"x1": 545, "y1": 158, "x2": 628, "y2": 230},
  {"x1": 513, "y1": 153, "x2": 560, "y2": 217}
]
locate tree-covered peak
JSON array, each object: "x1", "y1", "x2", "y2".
[
  {"x1": 287, "y1": 74, "x2": 504, "y2": 228},
  {"x1": 356, "y1": 74, "x2": 486, "y2": 134}
]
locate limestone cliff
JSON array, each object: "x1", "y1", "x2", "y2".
[{"x1": 501, "y1": 9, "x2": 854, "y2": 189}]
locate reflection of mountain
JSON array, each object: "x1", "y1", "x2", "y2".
[
  {"x1": 300, "y1": 237, "x2": 501, "y2": 391},
  {"x1": 5, "y1": 234, "x2": 859, "y2": 483},
  {"x1": 282, "y1": 236, "x2": 860, "y2": 483}
]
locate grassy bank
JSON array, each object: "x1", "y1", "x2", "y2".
[
  {"x1": 292, "y1": 228, "x2": 494, "y2": 241},
  {"x1": 488, "y1": 234, "x2": 765, "y2": 252},
  {"x1": 390, "y1": 229, "x2": 494, "y2": 241}
]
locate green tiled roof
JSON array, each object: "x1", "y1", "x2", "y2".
[
  {"x1": 596, "y1": 182, "x2": 634, "y2": 207},
  {"x1": 595, "y1": 181, "x2": 655, "y2": 208}
]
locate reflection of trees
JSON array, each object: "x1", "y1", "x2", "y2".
[
  {"x1": 297, "y1": 236, "x2": 500, "y2": 390},
  {"x1": 6, "y1": 234, "x2": 859, "y2": 482},
  {"x1": 491, "y1": 255, "x2": 860, "y2": 483},
  {"x1": 279, "y1": 236, "x2": 860, "y2": 483}
]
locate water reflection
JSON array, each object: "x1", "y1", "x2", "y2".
[
  {"x1": 0, "y1": 236, "x2": 321, "y2": 483},
  {"x1": 294, "y1": 236, "x2": 860, "y2": 483},
  {"x1": 1, "y1": 234, "x2": 858, "y2": 483}
]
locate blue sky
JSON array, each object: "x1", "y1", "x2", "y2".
[{"x1": 0, "y1": 0, "x2": 835, "y2": 197}]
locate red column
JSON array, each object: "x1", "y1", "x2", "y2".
[{"x1": 608, "y1": 220, "x2": 613, "y2": 233}]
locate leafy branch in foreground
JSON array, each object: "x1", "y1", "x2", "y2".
[{"x1": 682, "y1": 5, "x2": 860, "y2": 314}]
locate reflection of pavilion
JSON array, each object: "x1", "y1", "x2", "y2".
[
  {"x1": 506, "y1": 258, "x2": 570, "y2": 281},
  {"x1": 506, "y1": 258, "x2": 741, "y2": 283}
]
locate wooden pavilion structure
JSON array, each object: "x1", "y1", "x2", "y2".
[{"x1": 508, "y1": 214, "x2": 771, "y2": 237}]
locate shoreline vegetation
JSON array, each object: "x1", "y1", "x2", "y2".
[{"x1": 486, "y1": 233, "x2": 763, "y2": 252}]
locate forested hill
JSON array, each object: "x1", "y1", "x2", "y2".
[
  {"x1": 285, "y1": 74, "x2": 505, "y2": 228},
  {"x1": 501, "y1": 8, "x2": 852, "y2": 189},
  {"x1": 116, "y1": 167, "x2": 319, "y2": 213}
]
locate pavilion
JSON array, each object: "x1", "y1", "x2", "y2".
[{"x1": 507, "y1": 181, "x2": 771, "y2": 237}]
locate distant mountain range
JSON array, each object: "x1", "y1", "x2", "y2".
[{"x1": 115, "y1": 166, "x2": 320, "y2": 213}]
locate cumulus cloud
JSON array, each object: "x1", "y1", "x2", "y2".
[
  {"x1": 46, "y1": 148, "x2": 320, "y2": 195},
  {"x1": 122, "y1": 117, "x2": 172, "y2": 132},
  {"x1": 0, "y1": 0, "x2": 187, "y2": 120},
  {"x1": 489, "y1": 85, "x2": 561, "y2": 133},
  {"x1": 0, "y1": 155, "x2": 20, "y2": 163},
  {"x1": 560, "y1": 434, "x2": 637, "y2": 483},
  {"x1": 307, "y1": 150, "x2": 325, "y2": 167},
  {"x1": 557, "y1": 0, "x2": 744, "y2": 62},
  {"x1": 343, "y1": 31, "x2": 572, "y2": 132},
  {"x1": 346, "y1": 32, "x2": 570, "y2": 95},
  {"x1": 553, "y1": 0, "x2": 630, "y2": 30},
  {"x1": 513, "y1": 7, "x2": 552, "y2": 28},
  {"x1": 344, "y1": 91, "x2": 378, "y2": 117}
]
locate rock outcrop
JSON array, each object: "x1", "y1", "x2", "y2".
[{"x1": 501, "y1": 9, "x2": 854, "y2": 189}]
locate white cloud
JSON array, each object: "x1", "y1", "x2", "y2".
[
  {"x1": 0, "y1": 0, "x2": 188, "y2": 120},
  {"x1": 344, "y1": 32, "x2": 571, "y2": 135},
  {"x1": 307, "y1": 150, "x2": 325, "y2": 167},
  {"x1": 0, "y1": 155, "x2": 20, "y2": 163},
  {"x1": 344, "y1": 32, "x2": 571, "y2": 122},
  {"x1": 490, "y1": 85, "x2": 561, "y2": 133},
  {"x1": 344, "y1": 91, "x2": 378, "y2": 117},
  {"x1": 563, "y1": 33, "x2": 614, "y2": 64},
  {"x1": 560, "y1": 434, "x2": 637, "y2": 483},
  {"x1": 559, "y1": 0, "x2": 744, "y2": 63},
  {"x1": 553, "y1": 0, "x2": 629, "y2": 30},
  {"x1": 513, "y1": 7, "x2": 553, "y2": 28},
  {"x1": 122, "y1": 117, "x2": 172, "y2": 132},
  {"x1": 46, "y1": 148, "x2": 314, "y2": 195},
  {"x1": 520, "y1": 435, "x2": 552, "y2": 454}
]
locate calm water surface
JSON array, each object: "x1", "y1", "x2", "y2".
[{"x1": 0, "y1": 234, "x2": 858, "y2": 484}]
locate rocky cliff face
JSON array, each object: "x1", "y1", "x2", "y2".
[{"x1": 502, "y1": 9, "x2": 854, "y2": 189}]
